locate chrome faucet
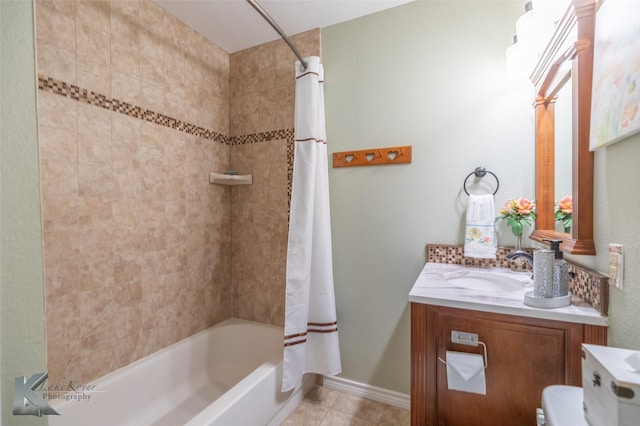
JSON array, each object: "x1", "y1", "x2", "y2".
[
  {"x1": 506, "y1": 250, "x2": 534, "y2": 275},
  {"x1": 506, "y1": 250, "x2": 533, "y2": 267}
]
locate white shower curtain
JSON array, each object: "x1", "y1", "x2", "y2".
[{"x1": 282, "y1": 56, "x2": 342, "y2": 392}]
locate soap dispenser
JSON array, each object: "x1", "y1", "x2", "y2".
[{"x1": 545, "y1": 239, "x2": 569, "y2": 297}]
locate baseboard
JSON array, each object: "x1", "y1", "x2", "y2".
[{"x1": 322, "y1": 375, "x2": 410, "y2": 410}]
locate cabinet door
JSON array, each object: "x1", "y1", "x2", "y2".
[{"x1": 437, "y1": 313, "x2": 569, "y2": 425}]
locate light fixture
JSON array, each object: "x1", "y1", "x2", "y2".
[
  {"x1": 515, "y1": 1, "x2": 536, "y2": 59},
  {"x1": 506, "y1": 0, "x2": 571, "y2": 83},
  {"x1": 506, "y1": 35, "x2": 528, "y2": 81}
]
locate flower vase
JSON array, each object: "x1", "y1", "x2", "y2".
[
  {"x1": 515, "y1": 234, "x2": 524, "y2": 251},
  {"x1": 513, "y1": 234, "x2": 526, "y2": 272}
]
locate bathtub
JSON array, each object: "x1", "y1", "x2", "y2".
[{"x1": 48, "y1": 318, "x2": 315, "y2": 425}]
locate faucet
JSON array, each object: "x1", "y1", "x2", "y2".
[
  {"x1": 506, "y1": 250, "x2": 533, "y2": 267},
  {"x1": 506, "y1": 250, "x2": 534, "y2": 275}
]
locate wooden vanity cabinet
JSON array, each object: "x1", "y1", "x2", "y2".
[{"x1": 410, "y1": 303, "x2": 607, "y2": 426}]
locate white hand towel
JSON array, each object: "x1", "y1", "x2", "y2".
[
  {"x1": 464, "y1": 194, "x2": 497, "y2": 259},
  {"x1": 446, "y1": 351, "x2": 486, "y2": 395}
]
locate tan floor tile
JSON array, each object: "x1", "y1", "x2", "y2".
[
  {"x1": 379, "y1": 404, "x2": 410, "y2": 425},
  {"x1": 319, "y1": 409, "x2": 376, "y2": 426},
  {"x1": 281, "y1": 400, "x2": 330, "y2": 426},
  {"x1": 329, "y1": 393, "x2": 385, "y2": 423},
  {"x1": 281, "y1": 386, "x2": 410, "y2": 426},
  {"x1": 305, "y1": 385, "x2": 342, "y2": 407}
]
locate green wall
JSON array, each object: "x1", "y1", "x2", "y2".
[
  {"x1": 1, "y1": 0, "x2": 48, "y2": 424},
  {"x1": 324, "y1": 0, "x2": 640, "y2": 395},
  {"x1": 586, "y1": 134, "x2": 640, "y2": 350},
  {"x1": 323, "y1": 0, "x2": 533, "y2": 393}
]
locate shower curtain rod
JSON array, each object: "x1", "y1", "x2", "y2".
[{"x1": 245, "y1": 0, "x2": 308, "y2": 69}]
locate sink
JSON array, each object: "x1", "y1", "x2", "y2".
[{"x1": 444, "y1": 270, "x2": 528, "y2": 293}]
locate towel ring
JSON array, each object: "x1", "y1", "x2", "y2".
[{"x1": 463, "y1": 167, "x2": 499, "y2": 196}]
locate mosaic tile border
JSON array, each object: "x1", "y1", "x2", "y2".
[
  {"x1": 231, "y1": 130, "x2": 294, "y2": 145},
  {"x1": 567, "y1": 263, "x2": 608, "y2": 315},
  {"x1": 37, "y1": 75, "x2": 295, "y2": 149},
  {"x1": 425, "y1": 243, "x2": 609, "y2": 316},
  {"x1": 38, "y1": 75, "x2": 228, "y2": 143},
  {"x1": 426, "y1": 243, "x2": 533, "y2": 270}
]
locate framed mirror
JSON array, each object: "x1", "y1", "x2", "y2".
[
  {"x1": 554, "y1": 78, "x2": 573, "y2": 233},
  {"x1": 529, "y1": 0, "x2": 596, "y2": 255}
]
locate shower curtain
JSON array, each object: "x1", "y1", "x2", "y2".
[{"x1": 282, "y1": 56, "x2": 342, "y2": 392}]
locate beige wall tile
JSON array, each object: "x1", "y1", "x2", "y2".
[
  {"x1": 78, "y1": 163, "x2": 115, "y2": 197},
  {"x1": 40, "y1": 160, "x2": 78, "y2": 196},
  {"x1": 76, "y1": 0, "x2": 110, "y2": 37},
  {"x1": 43, "y1": 229, "x2": 80, "y2": 298},
  {"x1": 140, "y1": 31, "x2": 166, "y2": 89},
  {"x1": 76, "y1": 23, "x2": 111, "y2": 95},
  {"x1": 111, "y1": 0, "x2": 139, "y2": 40},
  {"x1": 78, "y1": 196, "x2": 113, "y2": 228},
  {"x1": 77, "y1": 102, "x2": 111, "y2": 137},
  {"x1": 79, "y1": 250, "x2": 115, "y2": 292},
  {"x1": 38, "y1": 125, "x2": 77, "y2": 162},
  {"x1": 35, "y1": 1, "x2": 75, "y2": 50},
  {"x1": 111, "y1": 35, "x2": 141, "y2": 80},
  {"x1": 78, "y1": 133, "x2": 111, "y2": 165},
  {"x1": 42, "y1": 194, "x2": 80, "y2": 230},
  {"x1": 111, "y1": 72, "x2": 141, "y2": 105},
  {"x1": 35, "y1": 0, "x2": 314, "y2": 384},
  {"x1": 37, "y1": 90, "x2": 77, "y2": 131},
  {"x1": 37, "y1": 44, "x2": 76, "y2": 84}
]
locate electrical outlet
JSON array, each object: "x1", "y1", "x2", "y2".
[{"x1": 608, "y1": 243, "x2": 624, "y2": 290}]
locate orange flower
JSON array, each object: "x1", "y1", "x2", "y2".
[
  {"x1": 495, "y1": 197, "x2": 537, "y2": 237},
  {"x1": 499, "y1": 200, "x2": 512, "y2": 216},
  {"x1": 557, "y1": 196, "x2": 572, "y2": 215},
  {"x1": 512, "y1": 197, "x2": 535, "y2": 215}
]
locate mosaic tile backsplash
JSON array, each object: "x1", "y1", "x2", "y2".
[
  {"x1": 426, "y1": 243, "x2": 609, "y2": 315},
  {"x1": 35, "y1": 0, "x2": 319, "y2": 384}
]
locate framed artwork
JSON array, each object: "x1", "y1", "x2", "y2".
[{"x1": 590, "y1": 0, "x2": 640, "y2": 150}]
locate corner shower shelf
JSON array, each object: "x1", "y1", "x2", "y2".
[{"x1": 209, "y1": 173, "x2": 252, "y2": 186}]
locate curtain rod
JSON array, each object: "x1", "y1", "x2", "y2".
[{"x1": 245, "y1": 0, "x2": 308, "y2": 69}]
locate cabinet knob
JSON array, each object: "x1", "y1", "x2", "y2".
[{"x1": 592, "y1": 371, "x2": 601, "y2": 387}]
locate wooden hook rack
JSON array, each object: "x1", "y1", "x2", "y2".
[{"x1": 332, "y1": 145, "x2": 412, "y2": 168}]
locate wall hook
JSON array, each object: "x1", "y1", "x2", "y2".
[{"x1": 333, "y1": 145, "x2": 412, "y2": 168}]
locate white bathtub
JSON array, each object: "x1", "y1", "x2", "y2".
[{"x1": 48, "y1": 318, "x2": 315, "y2": 425}]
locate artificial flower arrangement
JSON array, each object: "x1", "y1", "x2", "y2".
[
  {"x1": 555, "y1": 196, "x2": 572, "y2": 232},
  {"x1": 495, "y1": 197, "x2": 537, "y2": 238}
]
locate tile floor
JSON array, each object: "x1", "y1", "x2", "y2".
[{"x1": 281, "y1": 385, "x2": 410, "y2": 425}]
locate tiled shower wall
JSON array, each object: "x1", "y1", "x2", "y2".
[
  {"x1": 34, "y1": 0, "x2": 318, "y2": 384},
  {"x1": 229, "y1": 31, "x2": 321, "y2": 326}
]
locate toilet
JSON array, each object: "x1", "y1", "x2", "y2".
[
  {"x1": 540, "y1": 385, "x2": 587, "y2": 426},
  {"x1": 540, "y1": 344, "x2": 640, "y2": 426}
]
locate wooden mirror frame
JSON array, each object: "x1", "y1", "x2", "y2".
[{"x1": 529, "y1": 0, "x2": 596, "y2": 255}]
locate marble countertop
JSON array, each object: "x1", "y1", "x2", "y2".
[{"x1": 409, "y1": 262, "x2": 608, "y2": 326}]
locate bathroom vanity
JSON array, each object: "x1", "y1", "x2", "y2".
[{"x1": 409, "y1": 262, "x2": 608, "y2": 426}]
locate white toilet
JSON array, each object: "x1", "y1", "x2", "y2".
[
  {"x1": 540, "y1": 385, "x2": 588, "y2": 426},
  {"x1": 540, "y1": 344, "x2": 640, "y2": 426}
]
